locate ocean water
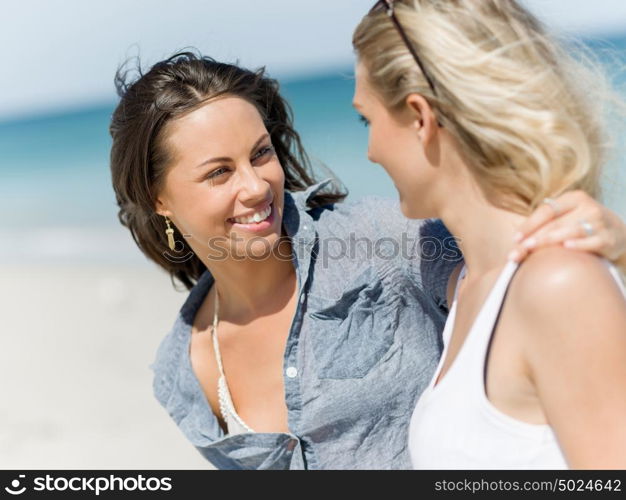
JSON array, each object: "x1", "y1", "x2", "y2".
[{"x1": 1, "y1": 34, "x2": 625, "y2": 264}]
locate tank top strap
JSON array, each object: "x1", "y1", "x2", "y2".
[
  {"x1": 441, "y1": 265, "x2": 467, "y2": 345},
  {"x1": 468, "y1": 258, "x2": 625, "y2": 389},
  {"x1": 604, "y1": 260, "x2": 626, "y2": 297},
  {"x1": 472, "y1": 259, "x2": 520, "y2": 339},
  {"x1": 464, "y1": 260, "x2": 521, "y2": 392}
]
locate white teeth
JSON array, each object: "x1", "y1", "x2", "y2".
[{"x1": 233, "y1": 205, "x2": 271, "y2": 224}]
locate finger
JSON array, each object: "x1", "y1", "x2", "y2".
[
  {"x1": 515, "y1": 190, "x2": 597, "y2": 242},
  {"x1": 565, "y1": 231, "x2": 623, "y2": 262},
  {"x1": 563, "y1": 236, "x2": 607, "y2": 255},
  {"x1": 508, "y1": 236, "x2": 554, "y2": 262},
  {"x1": 520, "y1": 223, "x2": 587, "y2": 250},
  {"x1": 508, "y1": 244, "x2": 525, "y2": 262},
  {"x1": 553, "y1": 190, "x2": 593, "y2": 212},
  {"x1": 552, "y1": 190, "x2": 604, "y2": 228},
  {"x1": 508, "y1": 245, "x2": 530, "y2": 263},
  {"x1": 515, "y1": 199, "x2": 575, "y2": 242}
]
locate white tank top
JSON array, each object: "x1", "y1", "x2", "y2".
[
  {"x1": 211, "y1": 292, "x2": 255, "y2": 436},
  {"x1": 408, "y1": 258, "x2": 626, "y2": 469}
]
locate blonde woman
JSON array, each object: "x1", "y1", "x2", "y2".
[{"x1": 353, "y1": 0, "x2": 626, "y2": 469}]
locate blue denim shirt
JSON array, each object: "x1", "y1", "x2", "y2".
[{"x1": 150, "y1": 178, "x2": 461, "y2": 469}]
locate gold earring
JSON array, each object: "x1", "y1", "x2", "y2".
[{"x1": 164, "y1": 216, "x2": 175, "y2": 251}]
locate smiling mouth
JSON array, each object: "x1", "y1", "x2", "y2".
[{"x1": 228, "y1": 202, "x2": 273, "y2": 225}]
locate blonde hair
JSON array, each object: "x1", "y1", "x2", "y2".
[{"x1": 353, "y1": 0, "x2": 624, "y2": 214}]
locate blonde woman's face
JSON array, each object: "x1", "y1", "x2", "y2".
[
  {"x1": 353, "y1": 62, "x2": 438, "y2": 219},
  {"x1": 156, "y1": 96, "x2": 286, "y2": 261}
]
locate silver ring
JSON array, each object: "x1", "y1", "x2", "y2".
[
  {"x1": 579, "y1": 219, "x2": 594, "y2": 237},
  {"x1": 542, "y1": 197, "x2": 561, "y2": 216}
]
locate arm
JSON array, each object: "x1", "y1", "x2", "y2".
[
  {"x1": 511, "y1": 190, "x2": 626, "y2": 276},
  {"x1": 511, "y1": 248, "x2": 626, "y2": 469}
]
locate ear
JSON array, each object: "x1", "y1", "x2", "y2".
[
  {"x1": 154, "y1": 196, "x2": 172, "y2": 218},
  {"x1": 404, "y1": 93, "x2": 438, "y2": 146}
]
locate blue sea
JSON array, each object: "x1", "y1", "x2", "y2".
[{"x1": 1, "y1": 34, "x2": 625, "y2": 264}]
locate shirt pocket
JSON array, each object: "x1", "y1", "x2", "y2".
[{"x1": 307, "y1": 266, "x2": 400, "y2": 379}]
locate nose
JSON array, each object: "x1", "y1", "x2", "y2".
[{"x1": 237, "y1": 163, "x2": 271, "y2": 205}]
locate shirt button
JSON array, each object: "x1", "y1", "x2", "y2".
[
  {"x1": 302, "y1": 225, "x2": 308, "y2": 231},
  {"x1": 286, "y1": 366, "x2": 298, "y2": 378},
  {"x1": 299, "y1": 293, "x2": 306, "y2": 304}
]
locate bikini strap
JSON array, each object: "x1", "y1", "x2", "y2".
[{"x1": 211, "y1": 289, "x2": 226, "y2": 377}]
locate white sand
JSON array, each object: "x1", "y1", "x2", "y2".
[{"x1": 0, "y1": 263, "x2": 212, "y2": 469}]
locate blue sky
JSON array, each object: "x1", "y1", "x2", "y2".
[{"x1": 2, "y1": 0, "x2": 626, "y2": 120}]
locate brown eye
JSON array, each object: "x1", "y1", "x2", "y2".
[
  {"x1": 207, "y1": 167, "x2": 229, "y2": 179},
  {"x1": 253, "y1": 145, "x2": 275, "y2": 161}
]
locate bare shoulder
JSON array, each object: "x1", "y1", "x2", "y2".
[{"x1": 508, "y1": 246, "x2": 624, "y2": 328}]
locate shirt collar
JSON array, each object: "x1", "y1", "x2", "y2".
[
  {"x1": 282, "y1": 177, "x2": 334, "y2": 241},
  {"x1": 279, "y1": 177, "x2": 335, "y2": 295},
  {"x1": 287, "y1": 177, "x2": 335, "y2": 213}
]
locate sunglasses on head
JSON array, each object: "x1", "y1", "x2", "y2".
[{"x1": 369, "y1": 0, "x2": 438, "y2": 97}]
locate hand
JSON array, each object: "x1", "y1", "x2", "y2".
[{"x1": 508, "y1": 190, "x2": 626, "y2": 273}]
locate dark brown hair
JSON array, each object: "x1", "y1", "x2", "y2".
[{"x1": 110, "y1": 51, "x2": 346, "y2": 291}]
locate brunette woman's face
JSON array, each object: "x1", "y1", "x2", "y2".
[{"x1": 156, "y1": 96, "x2": 286, "y2": 261}]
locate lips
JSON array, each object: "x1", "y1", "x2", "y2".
[{"x1": 227, "y1": 201, "x2": 273, "y2": 225}]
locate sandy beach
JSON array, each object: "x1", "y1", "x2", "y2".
[{"x1": 0, "y1": 261, "x2": 212, "y2": 469}]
